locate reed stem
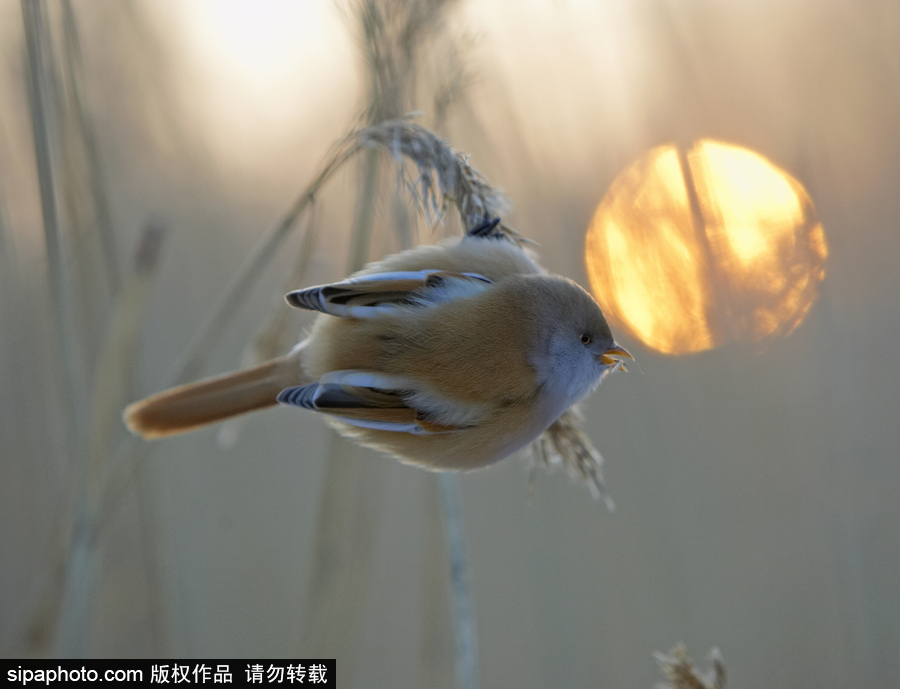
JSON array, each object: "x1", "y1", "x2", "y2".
[
  {"x1": 438, "y1": 473, "x2": 479, "y2": 689},
  {"x1": 166, "y1": 139, "x2": 361, "y2": 387}
]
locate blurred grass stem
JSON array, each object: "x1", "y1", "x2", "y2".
[
  {"x1": 165, "y1": 139, "x2": 361, "y2": 387},
  {"x1": 21, "y1": 0, "x2": 87, "y2": 449},
  {"x1": 439, "y1": 473, "x2": 479, "y2": 689},
  {"x1": 60, "y1": 0, "x2": 119, "y2": 294},
  {"x1": 300, "y1": 130, "x2": 384, "y2": 670},
  {"x1": 347, "y1": 148, "x2": 381, "y2": 273}
]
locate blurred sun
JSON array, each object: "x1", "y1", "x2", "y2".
[
  {"x1": 586, "y1": 141, "x2": 828, "y2": 355},
  {"x1": 188, "y1": 0, "x2": 324, "y2": 91},
  {"x1": 168, "y1": 0, "x2": 353, "y2": 165}
]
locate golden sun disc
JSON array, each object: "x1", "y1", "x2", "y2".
[{"x1": 586, "y1": 141, "x2": 828, "y2": 355}]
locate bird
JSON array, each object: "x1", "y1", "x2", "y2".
[{"x1": 123, "y1": 221, "x2": 632, "y2": 471}]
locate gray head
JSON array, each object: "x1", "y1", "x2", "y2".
[{"x1": 520, "y1": 275, "x2": 632, "y2": 404}]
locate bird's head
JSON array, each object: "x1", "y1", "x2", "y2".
[{"x1": 524, "y1": 275, "x2": 633, "y2": 404}]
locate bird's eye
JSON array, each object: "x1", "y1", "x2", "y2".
[{"x1": 580, "y1": 333, "x2": 592, "y2": 345}]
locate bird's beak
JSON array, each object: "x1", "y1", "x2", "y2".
[{"x1": 599, "y1": 342, "x2": 634, "y2": 368}]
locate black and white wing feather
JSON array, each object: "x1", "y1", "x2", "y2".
[{"x1": 285, "y1": 270, "x2": 492, "y2": 318}]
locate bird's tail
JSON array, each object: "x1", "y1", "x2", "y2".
[{"x1": 124, "y1": 350, "x2": 307, "y2": 439}]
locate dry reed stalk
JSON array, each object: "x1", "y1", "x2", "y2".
[
  {"x1": 56, "y1": 225, "x2": 165, "y2": 657},
  {"x1": 19, "y1": 1, "x2": 168, "y2": 655},
  {"x1": 60, "y1": 0, "x2": 119, "y2": 295},
  {"x1": 99, "y1": 130, "x2": 363, "y2": 518},
  {"x1": 297, "y1": 140, "x2": 384, "y2": 670},
  {"x1": 90, "y1": 224, "x2": 165, "y2": 496},
  {"x1": 531, "y1": 408, "x2": 616, "y2": 510},
  {"x1": 299, "y1": 434, "x2": 387, "y2": 660},
  {"x1": 163, "y1": 136, "x2": 362, "y2": 387},
  {"x1": 420, "y1": 478, "x2": 454, "y2": 688},
  {"x1": 354, "y1": 0, "x2": 462, "y2": 123},
  {"x1": 248, "y1": 203, "x2": 321, "y2": 365},
  {"x1": 22, "y1": 0, "x2": 87, "y2": 452},
  {"x1": 21, "y1": 0, "x2": 99, "y2": 656},
  {"x1": 655, "y1": 645, "x2": 727, "y2": 689},
  {"x1": 46, "y1": 1, "x2": 112, "y2": 358},
  {"x1": 357, "y1": 118, "x2": 510, "y2": 232},
  {"x1": 438, "y1": 473, "x2": 478, "y2": 689},
  {"x1": 216, "y1": 203, "x2": 321, "y2": 448}
]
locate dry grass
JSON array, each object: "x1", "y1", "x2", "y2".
[
  {"x1": 655, "y1": 645, "x2": 727, "y2": 689},
  {"x1": 357, "y1": 118, "x2": 509, "y2": 232},
  {"x1": 531, "y1": 407, "x2": 616, "y2": 510}
]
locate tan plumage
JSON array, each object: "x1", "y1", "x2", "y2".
[
  {"x1": 124, "y1": 352, "x2": 307, "y2": 439},
  {"x1": 124, "y1": 235, "x2": 631, "y2": 470}
]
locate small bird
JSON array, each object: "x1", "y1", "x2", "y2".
[{"x1": 124, "y1": 224, "x2": 632, "y2": 471}]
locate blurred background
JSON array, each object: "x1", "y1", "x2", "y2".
[{"x1": 1, "y1": 0, "x2": 899, "y2": 686}]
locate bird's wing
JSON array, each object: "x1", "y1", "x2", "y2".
[
  {"x1": 285, "y1": 270, "x2": 492, "y2": 318},
  {"x1": 276, "y1": 370, "x2": 477, "y2": 435}
]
